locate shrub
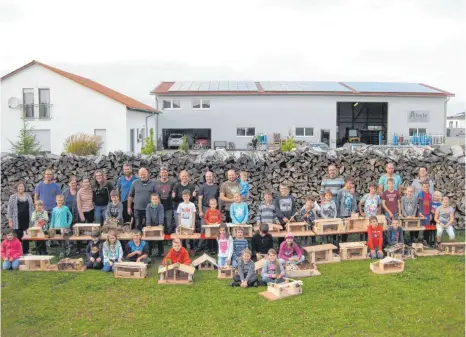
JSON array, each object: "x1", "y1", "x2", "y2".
[
  {"x1": 141, "y1": 128, "x2": 155, "y2": 155},
  {"x1": 280, "y1": 136, "x2": 296, "y2": 152},
  {"x1": 178, "y1": 135, "x2": 189, "y2": 154},
  {"x1": 9, "y1": 118, "x2": 42, "y2": 155},
  {"x1": 64, "y1": 133, "x2": 102, "y2": 155}
]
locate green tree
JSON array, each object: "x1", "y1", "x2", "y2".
[
  {"x1": 9, "y1": 118, "x2": 42, "y2": 155},
  {"x1": 179, "y1": 135, "x2": 189, "y2": 154},
  {"x1": 280, "y1": 136, "x2": 296, "y2": 152},
  {"x1": 141, "y1": 128, "x2": 155, "y2": 155}
]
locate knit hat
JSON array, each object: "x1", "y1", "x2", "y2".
[{"x1": 285, "y1": 232, "x2": 294, "y2": 239}]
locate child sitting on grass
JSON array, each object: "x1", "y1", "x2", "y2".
[
  {"x1": 125, "y1": 229, "x2": 150, "y2": 264},
  {"x1": 279, "y1": 232, "x2": 304, "y2": 265},
  {"x1": 1, "y1": 229, "x2": 22, "y2": 270},
  {"x1": 230, "y1": 193, "x2": 249, "y2": 224},
  {"x1": 217, "y1": 223, "x2": 233, "y2": 267},
  {"x1": 231, "y1": 248, "x2": 258, "y2": 288},
  {"x1": 162, "y1": 239, "x2": 192, "y2": 266},
  {"x1": 261, "y1": 248, "x2": 286, "y2": 285},
  {"x1": 367, "y1": 216, "x2": 384, "y2": 259},
  {"x1": 49, "y1": 195, "x2": 73, "y2": 259},
  {"x1": 30, "y1": 200, "x2": 49, "y2": 255},
  {"x1": 232, "y1": 227, "x2": 249, "y2": 268},
  {"x1": 86, "y1": 231, "x2": 103, "y2": 269},
  {"x1": 105, "y1": 190, "x2": 123, "y2": 225},
  {"x1": 102, "y1": 230, "x2": 123, "y2": 272},
  {"x1": 434, "y1": 196, "x2": 456, "y2": 245},
  {"x1": 251, "y1": 223, "x2": 274, "y2": 261},
  {"x1": 238, "y1": 171, "x2": 249, "y2": 200},
  {"x1": 387, "y1": 219, "x2": 404, "y2": 246}
]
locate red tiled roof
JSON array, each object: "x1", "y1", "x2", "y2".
[{"x1": 2, "y1": 60, "x2": 159, "y2": 113}]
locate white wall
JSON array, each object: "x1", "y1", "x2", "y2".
[
  {"x1": 155, "y1": 94, "x2": 448, "y2": 148},
  {"x1": 1, "y1": 64, "x2": 127, "y2": 154},
  {"x1": 126, "y1": 109, "x2": 157, "y2": 153},
  {"x1": 447, "y1": 119, "x2": 465, "y2": 128}
]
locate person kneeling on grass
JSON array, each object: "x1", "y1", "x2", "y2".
[
  {"x1": 231, "y1": 249, "x2": 258, "y2": 288},
  {"x1": 1, "y1": 229, "x2": 22, "y2": 270},
  {"x1": 102, "y1": 230, "x2": 123, "y2": 272},
  {"x1": 279, "y1": 232, "x2": 305, "y2": 265},
  {"x1": 162, "y1": 239, "x2": 192, "y2": 266},
  {"x1": 434, "y1": 196, "x2": 456, "y2": 246},
  {"x1": 260, "y1": 248, "x2": 286, "y2": 285},
  {"x1": 86, "y1": 231, "x2": 103, "y2": 269},
  {"x1": 125, "y1": 229, "x2": 151, "y2": 264},
  {"x1": 367, "y1": 216, "x2": 384, "y2": 259}
]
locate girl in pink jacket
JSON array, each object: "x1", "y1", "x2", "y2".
[
  {"x1": 278, "y1": 232, "x2": 305, "y2": 265},
  {"x1": 2, "y1": 229, "x2": 23, "y2": 270}
]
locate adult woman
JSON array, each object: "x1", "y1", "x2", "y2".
[
  {"x1": 77, "y1": 177, "x2": 94, "y2": 223},
  {"x1": 63, "y1": 176, "x2": 79, "y2": 223},
  {"x1": 412, "y1": 166, "x2": 434, "y2": 198},
  {"x1": 7, "y1": 181, "x2": 34, "y2": 254},
  {"x1": 93, "y1": 170, "x2": 113, "y2": 225}
]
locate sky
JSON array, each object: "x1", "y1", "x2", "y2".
[{"x1": 0, "y1": 0, "x2": 464, "y2": 114}]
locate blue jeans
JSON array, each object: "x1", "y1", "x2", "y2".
[
  {"x1": 3, "y1": 259, "x2": 20, "y2": 270},
  {"x1": 103, "y1": 263, "x2": 114, "y2": 272},
  {"x1": 232, "y1": 256, "x2": 239, "y2": 268},
  {"x1": 218, "y1": 256, "x2": 228, "y2": 267},
  {"x1": 94, "y1": 206, "x2": 107, "y2": 226},
  {"x1": 262, "y1": 276, "x2": 285, "y2": 284}
]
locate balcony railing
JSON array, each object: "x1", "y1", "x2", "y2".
[{"x1": 20, "y1": 103, "x2": 53, "y2": 120}]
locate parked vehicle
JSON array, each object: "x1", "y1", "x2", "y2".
[
  {"x1": 194, "y1": 137, "x2": 209, "y2": 148},
  {"x1": 167, "y1": 133, "x2": 183, "y2": 148},
  {"x1": 308, "y1": 142, "x2": 329, "y2": 152}
]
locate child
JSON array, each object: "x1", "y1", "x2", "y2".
[
  {"x1": 382, "y1": 179, "x2": 401, "y2": 224},
  {"x1": 336, "y1": 177, "x2": 357, "y2": 218},
  {"x1": 172, "y1": 170, "x2": 196, "y2": 229},
  {"x1": 431, "y1": 191, "x2": 443, "y2": 221},
  {"x1": 238, "y1": 171, "x2": 249, "y2": 200},
  {"x1": 232, "y1": 228, "x2": 249, "y2": 268},
  {"x1": 102, "y1": 230, "x2": 123, "y2": 272},
  {"x1": 256, "y1": 190, "x2": 279, "y2": 225},
  {"x1": 204, "y1": 198, "x2": 222, "y2": 225},
  {"x1": 176, "y1": 189, "x2": 197, "y2": 252},
  {"x1": 125, "y1": 229, "x2": 150, "y2": 264},
  {"x1": 1, "y1": 229, "x2": 22, "y2": 270},
  {"x1": 279, "y1": 233, "x2": 305, "y2": 265},
  {"x1": 320, "y1": 189, "x2": 337, "y2": 219},
  {"x1": 231, "y1": 248, "x2": 258, "y2": 288},
  {"x1": 417, "y1": 182, "x2": 432, "y2": 245},
  {"x1": 434, "y1": 196, "x2": 456, "y2": 245},
  {"x1": 105, "y1": 190, "x2": 123, "y2": 225},
  {"x1": 297, "y1": 195, "x2": 319, "y2": 246},
  {"x1": 261, "y1": 248, "x2": 286, "y2": 285},
  {"x1": 49, "y1": 195, "x2": 73, "y2": 259},
  {"x1": 230, "y1": 193, "x2": 249, "y2": 224},
  {"x1": 30, "y1": 200, "x2": 49, "y2": 255},
  {"x1": 146, "y1": 193, "x2": 165, "y2": 256},
  {"x1": 162, "y1": 239, "x2": 192, "y2": 265},
  {"x1": 86, "y1": 231, "x2": 103, "y2": 269},
  {"x1": 217, "y1": 223, "x2": 233, "y2": 267},
  {"x1": 251, "y1": 223, "x2": 274, "y2": 261},
  {"x1": 387, "y1": 219, "x2": 404, "y2": 246},
  {"x1": 359, "y1": 183, "x2": 382, "y2": 218},
  {"x1": 367, "y1": 216, "x2": 384, "y2": 259},
  {"x1": 274, "y1": 184, "x2": 296, "y2": 228},
  {"x1": 401, "y1": 186, "x2": 418, "y2": 217}
]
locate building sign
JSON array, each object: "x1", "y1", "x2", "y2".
[{"x1": 407, "y1": 110, "x2": 429, "y2": 123}]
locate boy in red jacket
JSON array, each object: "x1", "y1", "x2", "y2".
[
  {"x1": 367, "y1": 216, "x2": 384, "y2": 259},
  {"x1": 162, "y1": 239, "x2": 192, "y2": 267},
  {"x1": 2, "y1": 229, "x2": 23, "y2": 270}
]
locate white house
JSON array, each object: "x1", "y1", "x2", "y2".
[
  {"x1": 1, "y1": 60, "x2": 160, "y2": 155},
  {"x1": 151, "y1": 81, "x2": 454, "y2": 149}
]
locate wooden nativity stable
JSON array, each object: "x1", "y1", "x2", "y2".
[
  {"x1": 339, "y1": 242, "x2": 368, "y2": 260},
  {"x1": 73, "y1": 223, "x2": 101, "y2": 237},
  {"x1": 303, "y1": 244, "x2": 341, "y2": 264},
  {"x1": 202, "y1": 224, "x2": 221, "y2": 238},
  {"x1": 259, "y1": 278, "x2": 304, "y2": 301},
  {"x1": 370, "y1": 257, "x2": 405, "y2": 274},
  {"x1": 142, "y1": 226, "x2": 164, "y2": 240},
  {"x1": 314, "y1": 219, "x2": 345, "y2": 234},
  {"x1": 192, "y1": 253, "x2": 218, "y2": 270},
  {"x1": 19, "y1": 255, "x2": 54, "y2": 271},
  {"x1": 285, "y1": 221, "x2": 308, "y2": 233},
  {"x1": 158, "y1": 264, "x2": 195, "y2": 285},
  {"x1": 285, "y1": 262, "x2": 321, "y2": 278},
  {"x1": 218, "y1": 266, "x2": 234, "y2": 279},
  {"x1": 114, "y1": 262, "x2": 148, "y2": 279},
  {"x1": 399, "y1": 216, "x2": 424, "y2": 229},
  {"x1": 438, "y1": 242, "x2": 465, "y2": 255},
  {"x1": 409, "y1": 243, "x2": 439, "y2": 257}
]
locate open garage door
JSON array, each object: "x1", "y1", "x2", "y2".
[{"x1": 162, "y1": 128, "x2": 212, "y2": 149}]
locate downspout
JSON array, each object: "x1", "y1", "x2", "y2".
[
  {"x1": 444, "y1": 97, "x2": 450, "y2": 143},
  {"x1": 155, "y1": 96, "x2": 159, "y2": 152}
]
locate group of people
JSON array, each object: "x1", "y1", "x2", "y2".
[{"x1": 2, "y1": 162, "x2": 457, "y2": 277}]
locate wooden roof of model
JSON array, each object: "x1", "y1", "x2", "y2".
[
  {"x1": 255, "y1": 259, "x2": 265, "y2": 271},
  {"x1": 379, "y1": 257, "x2": 403, "y2": 265},
  {"x1": 158, "y1": 264, "x2": 195, "y2": 275},
  {"x1": 114, "y1": 262, "x2": 147, "y2": 267},
  {"x1": 192, "y1": 254, "x2": 218, "y2": 267},
  {"x1": 339, "y1": 242, "x2": 367, "y2": 248},
  {"x1": 20, "y1": 255, "x2": 54, "y2": 260},
  {"x1": 303, "y1": 244, "x2": 338, "y2": 252},
  {"x1": 202, "y1": 224, "x2": 221, "y2": 227},
  {"x1": 227, "y1": 223, "x2": 252, "y2": 227},
  {"x1": 74, "y1": 223, "x2": 101, "y2": 227}
]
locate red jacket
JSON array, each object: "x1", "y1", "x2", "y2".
[
  {"x1": 204, "y1": 209, "x2": 222, "y2": 225},
  {"x1": 367, "y1": 225, "x2": 384, "y2": 251},
  {"x1": 1, "y1": 238, "x2": 23, "y2": 260},
  {"x1": 162, "y1": 247, "x2": 192, "y2": 265}
]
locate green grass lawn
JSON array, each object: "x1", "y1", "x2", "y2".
[{"x1": 2, "y1": 250, "x2": 464, "y2": 337}]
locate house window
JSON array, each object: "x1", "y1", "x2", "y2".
[
  {"x1": 449, "y1": 121, "x2": 453, "y2": 128},
  {"x1": 32, "y1": 129, "x2": 51, "y2": 154},
  {"x1": 237, "y1": 127, "x2": 255, "y2": 137},
  {"x1": 295, "y1": 127, "x2": 314, "y2": 137},
  {"x1": 192, "y1": 99, "x2": 210, "y2": 109},
  {"x1": 162, "y1": 99, "x2": 181, "y2": 110},
  {"x1": 39, "y1": 89, "x2": 51, "y2": 119},
  {"x1": 22, "y1": 88, "x2": 34, "y2": 119},
  {"x1": 409, "y1": 128, "x2": 427, "y2": 136}
]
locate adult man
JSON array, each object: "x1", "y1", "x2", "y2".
[
  {"x1": 128, "y1": 168, "x2": 156, "y2": 230},
  {"x1": 378, "y1": 163, "x2": 402, "y2": 193},
  {"x1": 198, "y1": 171, "x2": 219, "y2": 227},
  {"x1": 319, "y1": 165, "x2": 344, "y2": 203},
  {"x1": 34, "y1": 168, "x2": 62, "y2": 218},
  {"x1": 154, "y1": 167, "x2": 176, "y2": 234},
  {"x1": 219, "y1": 170, "x2": 240, "y2": 222},
  {"x1": 116, "y1": 163, "x2": 138, "y2": 224}
]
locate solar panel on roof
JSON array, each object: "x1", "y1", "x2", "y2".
[
  {"x1": 343, "y1": 82, "x2": 441, "y2": 93},
  {"x1": 260, "y1": 81, "x2": 351, "y2": 92}
]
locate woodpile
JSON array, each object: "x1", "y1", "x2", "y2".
[{"x1": 1, "y1": 144, "x2": 464, "y2": 229}]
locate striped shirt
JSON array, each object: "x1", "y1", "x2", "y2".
[
  {"x1": 233, "y1": 238, "x2": 249, "y2": 260},
  {"x1": 256, "y1": 201, "x2": 278, "y2": 223},
  {"x1": 77, "y1": 188, "x2": 94, "y2": 212},
  {"x1": 320, "y1": 177, "x2": 345, "y2": 202}
]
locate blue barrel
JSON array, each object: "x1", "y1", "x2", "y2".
[
  {"x1": 263, "y1": 133, "x2": 267, "y2": 144},
  {"x1": 260, "y1": 134, "x2": 265, "y2": 145},
  {"x1": 379, "y1": 131, "x2": 383, "y2": 145}
]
